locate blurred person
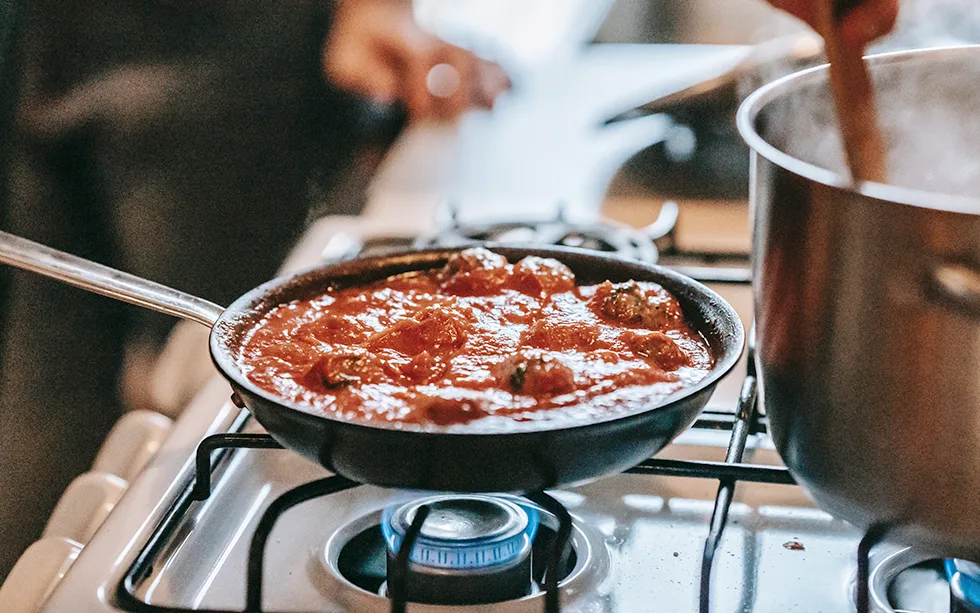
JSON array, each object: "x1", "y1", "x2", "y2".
[{"x1": 0, "y1": 0, "x2": 505, "y2": 579}]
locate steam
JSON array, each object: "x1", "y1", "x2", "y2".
[
  {"x1": 751, "y1": 0, "x2": 980, "y2": 197},
  {"x1": 874, "y1": 0, "x2": 980, "y2": 52}
]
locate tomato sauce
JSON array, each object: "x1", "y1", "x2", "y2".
[{"x1": 238, "y1": 248, "x2": 713, "y2": 428}]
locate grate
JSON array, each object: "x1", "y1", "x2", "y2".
[{"x1": 116, "y1": 343, "x2": 806, "y2": 613}]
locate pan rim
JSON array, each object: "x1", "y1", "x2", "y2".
[{"x1": 209, "y1": 244, "x2": 744, "y2": 437}]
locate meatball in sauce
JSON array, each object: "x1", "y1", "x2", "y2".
[{"x1": 238, "y1": 248, "x2": 712, "y2": 428}]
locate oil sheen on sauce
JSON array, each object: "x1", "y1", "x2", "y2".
[{"x1": 238, "y1": 248, "x2": 713, "y2": 429}]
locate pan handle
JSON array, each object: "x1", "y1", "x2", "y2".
[{"x1": 0, "y1": 230, "x2": 225, "y2": 327}]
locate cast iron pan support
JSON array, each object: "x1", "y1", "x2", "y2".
[
  {"x1": 388, "y1": 505, "x2": 430, "y2": 613},
  {"x1": 855, "y1": 522, "x2": 897, "y2": 613},
  {"x1": 244, "y1": 475, "x2": 360, "y2": 612},
  {"x1": 698, "y1": 349, "x2": 759, "y2": 613},
  {"x1": 176, "y1": 423, "x2": 909, "y2": 613},
  {"x1": 223, "y1": 429, "x2": 574, "y2": 613},
  {"x1": 526, "y1": 492, "x2": 574, "y2": 613},
  {"x1": 190, "y1": 433, "x2": 283, "y2": 501}
]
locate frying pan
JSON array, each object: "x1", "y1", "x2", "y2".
[{"x1": 0, "y1": 231, "x2": 743, "y2": 492}]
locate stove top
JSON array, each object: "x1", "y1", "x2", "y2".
[
  {"x1": 19, "y1": 212, "x2": 971, "y2": 613},
  {"x1": 103, "y1": 337, "x2": 868, "y2": 613},
  {"x1": 90, "y1": 216, "x2": 842, "y2": 613},
  {"x1": 113, "y1": 415, "x2": 860, "y2": 613}
]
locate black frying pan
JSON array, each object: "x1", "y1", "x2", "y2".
[{"x1": 0, "y1": 233, "x2": 744, "y2": 492}]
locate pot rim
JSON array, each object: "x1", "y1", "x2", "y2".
[{"x1": 736, "y1": 43, "x2": 980, "y2": 214}]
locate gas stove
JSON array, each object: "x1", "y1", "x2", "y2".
[
  {"x1": 3, "y1": 207, "x2": 974, "y2": 613},
  {"x1": 2, "y1": 32, "x2": 971, "y2": 608}
]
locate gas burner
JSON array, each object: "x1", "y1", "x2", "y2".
[
  {"x1": 322, "y1": 494, "x2": 602, "y2": 609},
  {"x1": 864, "y1": 546, "x2": 980, "y2": 613},
  {"x1": 414, "y1": 203, "x2": 679, "y2": 265},
  {"x1": 381, "y1": 495, "x2": 538, "y2": 604},
  {"x1": 417, "y1": 219, "x2": 659, "y2": 264}
]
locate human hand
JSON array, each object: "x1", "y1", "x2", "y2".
[
  {"x1": 768, "y1": 0, "x2": 899, "y2": 46},
  {"x1": 323, "y1": 0, "x2": 510, "y2": 121}
]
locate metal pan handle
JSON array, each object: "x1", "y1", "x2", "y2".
[{"x1": 0, "y1": 230, "x2": 224, "y2": 327}]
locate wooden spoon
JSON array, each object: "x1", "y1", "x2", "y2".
[{"x1": 814, "y1": 0, "x2": 887, "y2": 183}]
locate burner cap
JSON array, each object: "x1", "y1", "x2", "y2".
[
  {"x1": 329, "y1": 496, "x2": 590, "y2": 607},
  {"x1": 396, "y1": 496, "x2": 526, "y2": 542},
  {"x1": 382, "y1": 494, "x2": 537, "y2": 570},
  {"x1": 381, "y1": 494, "x2": 539, "y2": 605}
]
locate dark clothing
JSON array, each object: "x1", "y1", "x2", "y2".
[{"x1": 0, "y1": 0, "x2": 359, "y2": 578}]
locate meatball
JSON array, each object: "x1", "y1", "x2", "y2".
[
  {"x1": 367, "y1": 307, "x2": 469, "y2": 355},
  {"x1": 623, "y1": 330, "x2": 691, "y2": 370},
  {"x1": 418, "y1": 394, "x2": 490, "y2": 425},
  {"x1": 438, "y1": 248, "x2": 510, "y2": 295},
  {"x1": 510, "y1": 256, "x2": 576, "y2": 296},
  {"x1": 522, "y1": 318, "x2": 601, "y2": 351},
  {"x1": 398, "y1": 350, "x2": 450, "y2": 384},
  {"x1": 444, "y1": 247, "x2": 508, "y2": 273},
  {"x1": 305, "y1": 350, "x2": 384, "y2": 389},
  {"x1": 502, "y1": 352, "x2": 576, "y2": 396},
  {"x1": 589, "y1": 281, "x2": 683, "y2": 329}
]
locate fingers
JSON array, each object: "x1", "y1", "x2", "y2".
[
  {"x1": 323, "y1": 19, "x2": 401, "y2": 104},
  {"x1": 400, "y1": 40, "x2": 436, "y2": 121},
  {"x1": 333, "y1": 55, "x2": 401, "y2": 104},
  {"x1": 323, "y1": 0, "x2": 510, "y2": 123},
  {"x1": 768, "y1": 0, "x2": 817, "y2": 30},
  {"x1": 364, "y1": 62, "x2": 400, "y2": 105},
  {"x1": 429, "y1": 45, "x2": 477, "y2": 119},
  {"x1": 430, "y1": 47, "x2": 511, "y2": 118},
  {"x1": 766, "y1": 0, "x2": 899, "y2": 46},
  {"x1": 840, "y1": 0, "x2": 899, "y2": 46},
  {"x1": 400, "y1": 41, "x2": 509, "y2": 121},
  {"x1": 474, "y1": 59, "x2": 511, "y2": 110}
]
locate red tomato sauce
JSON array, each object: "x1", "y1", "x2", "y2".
[{"x1": 238, "y1": 248, "x2": 713, "y2": 428}]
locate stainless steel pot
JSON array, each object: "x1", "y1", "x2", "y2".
[{"x1": 738, "y1": 45, "x2": 980, "y2": 556}]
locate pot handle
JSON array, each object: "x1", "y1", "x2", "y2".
[
  {"x1": 0, "y1": 230, "x2": 225, "y2": 327},
  {"x1": 927, "y1": 261, "x2": 980, "y2": 320}
]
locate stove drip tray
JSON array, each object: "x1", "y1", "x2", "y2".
[{"x1": 334, "y1": 495, "x2": 578, "y2": 606}]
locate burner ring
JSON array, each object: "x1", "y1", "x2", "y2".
[
  {"x1": 859, "y1": 545, "x2": 957, "y2": 613},
  {"x1": 319, "y1": 502, "x2": 607, "y2": 609},
  {"x1": 382, "y1": 495, "x2": 537, "y2": 572},
  {"x1": 415, "y1": 218, "x2": 659, "y2": 265},
  {"x1": 380, "y1": 495, "x2": 540, "y2": 604},
  {"x1": 864, "y1": 546, "x2": 929, "y2": 613}
]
